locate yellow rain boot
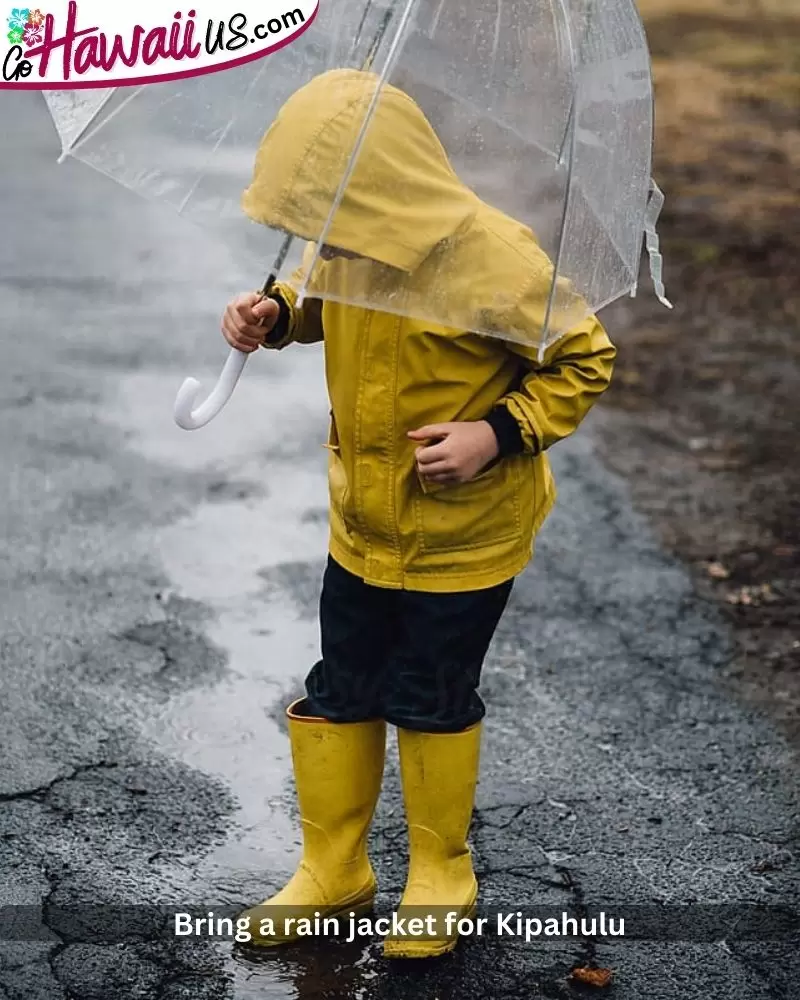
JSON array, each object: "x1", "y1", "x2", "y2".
[
  {"x1": 383, "y1": 723, "x2": 481, "y2": 959},
  {"x1": 242, "y1": 699, "x2": 386, "y2": 946}
]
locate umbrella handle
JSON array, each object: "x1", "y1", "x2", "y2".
[{"x1": 173, "y1": 348, "x2": 249, "y2": 430}]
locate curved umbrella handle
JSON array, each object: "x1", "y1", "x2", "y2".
[{"x1": 173, "y1": 347, "x2": 249, "y2": 431}]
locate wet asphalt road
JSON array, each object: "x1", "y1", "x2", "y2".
[{"x1": 1, "y1": 93, "x2": 798, "y2": 1000}]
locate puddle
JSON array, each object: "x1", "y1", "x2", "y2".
[
  {"x1": 106, "y1": 354, "x2": 331, "y2": 890},
  {"x1": 103, "y1": 355, "x2": 385, "y2": 996},
  {"x1": 232, "y1": 943, "x2": 383, "y2": 1000}
]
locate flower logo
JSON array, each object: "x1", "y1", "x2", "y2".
[
  {"x1": 6, "y1": 7, "x2": 47, "y2": 47},
  {"x1": 22, "y1": 19, "x2": 41, "y2": 44},
  {"x1": 6, "y1": 7, "x2": 29, "y2": 31}
]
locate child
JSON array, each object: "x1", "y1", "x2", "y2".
[{"x1": 224, "y1": 69, "x2": 616, "y2": 958}]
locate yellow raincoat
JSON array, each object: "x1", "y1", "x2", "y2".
[{"x1": 242, "y1": 70, "x2": 616, "y2": 592}]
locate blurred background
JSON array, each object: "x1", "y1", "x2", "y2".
[{"x1": 604, "y1": 0, "x2": 799, "y2": 738}]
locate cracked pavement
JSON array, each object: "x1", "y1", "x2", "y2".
[{"x1": 1, "y1": 94, "x2": 798, "y2": 1000}]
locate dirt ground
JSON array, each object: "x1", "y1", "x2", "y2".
[{"x1": 598, "y1": 0, "x2": 800, "y2": 741}]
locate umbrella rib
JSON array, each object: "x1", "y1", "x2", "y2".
[
  {"x1": 264, "y1": 0, "x2": 400, "y2": 293},
  {"x1": 297, "y1": 0, "x2": 419, "y2": 306},
  {"x1": 65, "y1": 86, "x2": 145, "y2": 163},
  {"x1": 57, "y1": 89, "x2": 117, "y2": 163}
]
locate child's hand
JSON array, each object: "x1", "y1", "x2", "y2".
[
  {"x1": 221, "y1": 293, "x2": 281, "y2": 353},
  {"x1": 408, "y1": 422, "x2": 500, "y2": 485}
]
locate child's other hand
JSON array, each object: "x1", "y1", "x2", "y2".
[
  {"x1": 221, "y1": 293, "x2": 280, "y2": 353},
  {"x1": 408, "y1": 422, "x2": 500, "y2": 485}
]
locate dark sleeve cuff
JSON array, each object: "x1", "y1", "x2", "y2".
[
  {"x1": 485, "y1": 405, "x2": 525, "y2": 458},
  {"x1": 262, "y1": 292, "x2": 291, "y2": 346}
]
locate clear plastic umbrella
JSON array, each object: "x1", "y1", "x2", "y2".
[{"x1": 43, "y1": 0, "x2": 670, "y2": 430}]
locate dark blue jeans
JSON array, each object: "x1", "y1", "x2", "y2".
[{"x1": 304, "y1": 556, "x2": 514, "y2": 733}]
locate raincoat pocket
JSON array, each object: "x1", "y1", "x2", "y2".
[
  {"x1": 414, "y1": 460, "x2": 521, "y2": 554},
  {"x1": 417, "y1": 457, "x2": 502, "y2": 496}
]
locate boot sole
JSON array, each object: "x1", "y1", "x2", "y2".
[
  {"x1": 383, "y1": 899, "x2": 478, "y2": 960},
  {"x1": 243, "y1": 889, "x2": 376, "y2": 949}
]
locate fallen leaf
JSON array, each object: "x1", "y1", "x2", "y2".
[
  {"x1": 571, "y1": 967, "x2": 614, "y2": 988},
  {"x1": 707, "y1": 561, "x2": 731, "y2": 580}
]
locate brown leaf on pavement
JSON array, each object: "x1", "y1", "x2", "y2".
[{"x1": 570, "y1": 967, "x2": 614, "y2": 988}]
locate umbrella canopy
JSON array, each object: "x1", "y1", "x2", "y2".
[{"x1": 43, "y1": 0, "x2": 669, "y2": 428}]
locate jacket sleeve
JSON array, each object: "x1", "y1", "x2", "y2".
[
  {"x1": 495, "y1": 313, "x2": 616, "y2": 455},
  {"x1": 260, "y1": 263, "x2": 324, "y2": 350},
  {"x1": 261, "y1": 280, "x2": 324, "y2": 349}
]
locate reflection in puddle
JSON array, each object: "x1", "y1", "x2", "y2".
[
  {"x1": 232, "y1": 939, "x2": 379, "y2": 1000},
  {"x1": 105, "y1": 360, "x2": 364, "y2": 994}
]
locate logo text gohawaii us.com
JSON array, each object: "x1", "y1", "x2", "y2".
[{"x1": 1, "y1": 0, "x2": 318, "y2": 88}]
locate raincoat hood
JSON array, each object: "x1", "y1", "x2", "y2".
[{"x1": 241, "y1": 69, "x2": 479, "y2": 272}]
